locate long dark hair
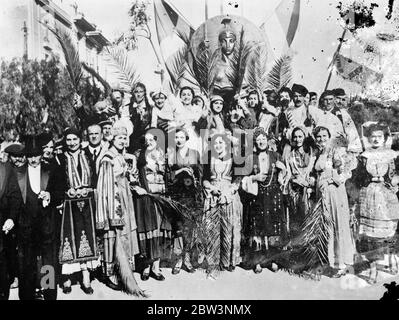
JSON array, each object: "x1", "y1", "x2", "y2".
[{"x1": 130, "y1": 82, "x2": 152, "y2": 109}]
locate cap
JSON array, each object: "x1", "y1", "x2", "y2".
[
  {"x1": 333, "y1": 88, "x2": 346, "y2": 96},
  {"x1": 98, "y1": 119, "x2": 113, "y2": 127},
  {"x1": 4, "y1": 143, "x2": 25, "y2": 157},
  {"x1": 291, "y1": 84, "x2": 309, "y2": 97}
]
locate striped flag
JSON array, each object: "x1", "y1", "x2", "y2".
[
  {"x1": 153, "y1": 0, "x2": 196, "y2": 92},
  {"x1": 260, "y1": 0, "x2": 301, "y2": 61}
]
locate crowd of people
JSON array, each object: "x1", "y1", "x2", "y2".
[{"x1": 0, "y1": 80, "x2": 398, "y2": 300}]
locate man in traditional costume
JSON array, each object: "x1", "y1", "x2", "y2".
[{"x1": 308, "y1": 90, "x2": 362, "y2": 154}]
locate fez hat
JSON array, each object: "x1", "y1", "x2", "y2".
[
  {"x1": 291, "y1": 84, "x2": 309, "y2": 97},
  {"x1": 4, "y1": 143, "x2": 25, "y2": 157}
]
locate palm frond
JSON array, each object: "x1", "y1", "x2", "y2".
[
  {"x1": 301, "y1": 195, "x2": 334, "y2": 267},
  {"x1": 168, "y1": 46, "x2": 199, "y2": 94},
  {"x1": 44, "y1": 24, "x2": 82, "y2": 91},
  {"x1": 266, "y1": 54, "x2": 293, "y2": 92},
  {"x1": 192, "y1": 41, "x2": 217, "y2": 94},
  {"x1": 226, "y1": 27, "x2": 253, "y2": 92},
  {"x1": 246, "y1": 43, "x2": 269, "y2": 93},
  {"x1": 115, "y1": 230, "x2": 147, "y2": 297},
  {"x1": 149, "y1": 194, "x2": 192, "y2": 221},
  {"x1": 103, "y1": 46, "x2": 140, "y2": 92},
  {"x1": 82, "y1": 62, "x2": 112, "y2": 96}
]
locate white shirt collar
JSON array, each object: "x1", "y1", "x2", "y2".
[{"x1": 28, "y1": 164, "x2": 41, "y2": 194}]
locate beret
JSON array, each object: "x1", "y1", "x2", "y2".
[
  {"x1": 4, "y1": 143, "x2": 25, "y2": 156},
  {"x1": 291, "y1": 83, "x2": 308, "y2": 97}
]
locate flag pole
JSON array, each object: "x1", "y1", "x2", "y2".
[
  {"x1": 205, "y1": 0, "x2": 209, "y2": 42},
  {"x1": 324, "y1": 28, "x2": 347, "y2": 91}
]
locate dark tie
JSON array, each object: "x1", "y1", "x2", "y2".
[{"x1": 93, "y1": 149, "x2": 98, "y2": 162}]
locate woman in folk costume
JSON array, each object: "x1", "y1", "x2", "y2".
[
  {"x1": 173, "y1": 86, "x2": 208, "y2": 155},
  {"x1": 167, "y1": 127, "x2": 204, "y2": 274},
  {"x1": 150, "y1": 89, "x2": 177, "y2": 133},
  {"x1": 355, "y1": 122, "x2": 399, "y2": 283},
  {"x1": 202, "y1": 132, "x2": 243, "y2": 279},
  {"x1": 128, "y1": 82, "x2": 153, "y2": 153},
  {"x1": 133, "y1": 129, "x2": 174, "y2": 281},
  {"x1": 95, "y1": 121, "x2": 144, "y2": 296},
  {"x1": 302, "y1": 126, "x2": 355, "y2": 277},
  {"x1": 207, "y1": 95, "x2": 226, "y2": 134},
  {"x1": 241, "y1": 127, "x2": 288, "y2": 274},
  {"x1": 284, "y1": 126, "x2": 316, "y2": 245},
  {"x1": 49, "y1": 128, "x2": 99, "y2": 295}
]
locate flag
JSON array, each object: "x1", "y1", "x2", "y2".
[
  {"x1": 260, "y1": 0, "x2": 301, "y2": 61},
  {"x1": 275, "y1": 0, "x2": 301, "y2": 47},
  {"x1": 153, "y1": 0, "x2": 196, "y2": 92},
  {"x1": 333, "y1": 53, "x2": 383, "y2": 86}
]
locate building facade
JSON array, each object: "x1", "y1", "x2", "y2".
[{"x1": 0, "y1": 0, "x2": 110, "y2": 75}]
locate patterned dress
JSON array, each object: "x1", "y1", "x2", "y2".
[
  {"x1": 357, "y1": 148, "x2": 399, "y2": 262},
  {"x1": 96, "y1": 148, "x2": 140, "y2": 276},
  {"x1": 51, "y1": 151, "x2": 99, "y2": 275},
  {"x1": 241, "y1": 151, "x2": 288, "y2": 267},
  {"x1": 133, "y1": 148, "x2": 173, "y2": 266},
  {"x1": 203, "y1": 154, "x2": 243, "y2": 269},
  {"x1": 168, "y1": 147, "x2": 204, "y2": 262},
  {"x1": 285, "y1": 147, "x2": 315, "y2": 242}
]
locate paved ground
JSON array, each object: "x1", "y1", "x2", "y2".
[{"x1": 9, "y1": 266, "x2": 398, "y2": 300}]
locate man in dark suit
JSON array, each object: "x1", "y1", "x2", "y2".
[
  {"x1": 82, "y1": 123, "x2": 108, "y2": 186},
  {"x1": 3, "y1": 143, "x2": 26, "y2": 293},
  {"x1": 0, "y1": 156, "x2": 21, "y2": 300},
  {"x1": 15, "y1": 136, "x2": 58, "y2": 300}
]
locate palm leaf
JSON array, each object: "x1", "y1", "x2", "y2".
[
  {"x1": 102, "y1": 46, "x2": 140, "y2": 92},
  {"x1": 82, "y1": 62, "x2": 112, "y2": 96},
  {"x1": 301, "y1": 195, "x2": 334, "y2": 267},
  {"x1": 226, "y1": 26, "x2": 253, "y2": 93},
  {"x1": 148, "y1": 194, "x2": 193, "y2": 221},
  {"x1": 168, "y1": 46, "x2": 199, "y2": 94},
  {"x1": 246, "y1": 43, "x2": 269, "y2": 93},
  {"x1": 45, "y1": 24, "x2": 82, "y2": 91},
  {"x1": 192, "y1": 41, "x2": 219, "y2": 95},
  {"x1": 266, "y1": 54, "x2": 293, "y2": 92}
]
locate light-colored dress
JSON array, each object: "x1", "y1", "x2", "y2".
[
  {"x1": 311, "y1": 147, "x2": 355, "y2": 268},
  {"x1": 173, "y1": 98, "x2": 206, "y2": 154},
  {"x1": 358, "y1": 148, "x2": 399, "y2": 261}
]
